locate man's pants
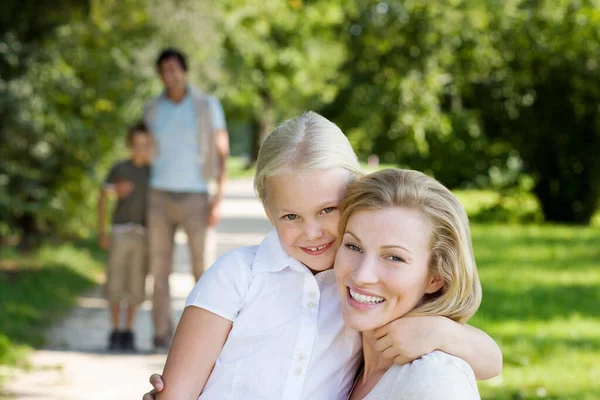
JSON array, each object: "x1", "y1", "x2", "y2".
[{"x1": 147, "y1": 189, "x2": 215, "y2": 340}]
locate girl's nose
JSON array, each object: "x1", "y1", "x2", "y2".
[{"x1": 304, "y1": 220, "x2": 324, "y2": 241}]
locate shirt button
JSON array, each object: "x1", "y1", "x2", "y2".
[
  {"x1": 294, "y1": 367, "x2": 302, "y2": 376},
  {"x1": 309, "y1": 290, "x2": 317, "y2": 298},
  {"x1": 307, "y1": 302, "x2": 316, "y2": 310},
  {"x1": 297, "y1": 353, "x2": 305, "y2": 361}
]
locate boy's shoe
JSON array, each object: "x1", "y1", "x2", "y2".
[
  {"x1": 121, "y1": 330, "x2": 136, "y2": 352},
  {"x1": 108, "y1": 330, "x2": 122, "y2": 351}
]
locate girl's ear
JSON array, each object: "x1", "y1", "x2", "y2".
[{"x1": 425, "y1": 273, "x2": 444, "y2": 294}]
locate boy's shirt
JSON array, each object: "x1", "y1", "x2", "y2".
[
  {"x1": 104, "y1": 160, "x2": 150, "y2": 230},
  {"x1": 185, "y1": 229, "x2": 363, "y2": 400}
]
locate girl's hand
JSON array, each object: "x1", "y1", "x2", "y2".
[
  {"x1": 374, "y1": 316, "x2": 503, "y2": 380},
  {"x1": 142, "y1": 374, "x2": 164, "y2": 400},
  {"x1": 373, "y1": 316, "x2": 449, "y2": 365}
]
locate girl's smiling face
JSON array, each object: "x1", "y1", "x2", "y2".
[
  {"x1": 264, "y1": 168, "x2": 350, "y2": 273},
  {"x1": 334, "y1": 207, "x2": 443, "y2": 332}
]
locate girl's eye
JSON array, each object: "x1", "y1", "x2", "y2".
[
  {"x1": 344, "y1": 243, "x2": 362, "y2": 252},
  {"x1": 320, "y1": 207, "x2": 336, "y2": 215},
  {"x1": 283, "y1": 214, "x2": 299, "y2": 221},
  {"x1": 386, "y1": 255, "x2": 406, "y2": 263}
]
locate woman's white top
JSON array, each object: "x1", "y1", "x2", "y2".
[
  {"x1": 185, "y1": 229, "x2": 363, "y2": 400},
  {"x1": 362, "y1": 351, "x2": 480, "y2": 400}
]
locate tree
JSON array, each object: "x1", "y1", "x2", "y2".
[
  {"x1": 321, "y1": 0, "x2": 517, "y2": 188},
  {"x1": 462, "y1": 1, "x2": 600, "y2": 223},
  {"x1": 323, "y1": 0, "x2": 600, "y2": 223},
  {"x1": 0, "y1": 0, "x2": 154, "y2": 246},
  {"x1": 217, "y1": 0, "x2": 347, "y2": 160}
]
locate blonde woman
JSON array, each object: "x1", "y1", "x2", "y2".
[
  {"x1": 145, "y1": 113, "x2": 500, "y2": 400},
  {"x1": 337, "y1": 168, "x2": 483, "y2": 399}
]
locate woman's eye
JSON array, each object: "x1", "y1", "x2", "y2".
[
  {"x1": 387, "y1": 255, "x2": 405, "y2": 263},
  {"x1": 344, "y1": 243, "x2": 361, "y2": 252},
  {"x1": 321, "y1": 207, "x2": 336, "y2": 215},
  {"x1": 283, "y1": 214, "x2": 299, "y2": 221}
]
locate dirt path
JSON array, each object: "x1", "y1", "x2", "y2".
[{"x1": 1, "y1": 179, "x2": 271, "y2": 400}]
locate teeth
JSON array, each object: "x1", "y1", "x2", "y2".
[
  {"x1": 349, "y1": 288, "x2": 385, "y2": 304},
  {"x1": 306, "y1": 244, "x2": 328, "y2": 252}
]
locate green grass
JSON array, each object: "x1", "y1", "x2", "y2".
[
  {"x1": 470, "y1": 224, "x2": 600, "y2": 399},
  {"x1": 0, "y1": 240, "x2": 104, "y2": 366}
]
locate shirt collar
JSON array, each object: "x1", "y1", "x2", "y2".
[
  {"x1": 159, "y1": 84, "x2": 198, "y2": 103},
  {"x1": 252, "y1": 230, "x2": 307, "y2": 276}
]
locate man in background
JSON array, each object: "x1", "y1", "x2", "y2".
[{"x1": 142, "y1": 48, "x2": 229, "y2": 351}]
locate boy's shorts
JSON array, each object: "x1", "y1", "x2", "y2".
[{"x1": 106, "y1": 230, "x2": 147, "y2": 306}]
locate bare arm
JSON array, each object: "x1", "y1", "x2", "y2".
[
  {"x1": 440, "y1": 321, "x2": 502, "y2": 380},
  {"x1": 156, "y1": 307, "x2": 232, "y2": 400},
  {"x1": 374, "y1": 316, "x2": 502, "y2": 381},
  {"x1": 214, "y1": 128, "x2": 230, "y2": 205},
  {"x1": 208, "y1": 129, "x2": 230, "y2": 227}
]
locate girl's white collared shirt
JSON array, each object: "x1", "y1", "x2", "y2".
[{"x1": 185, "y1": 229, "x2": 363, "y2": 400}]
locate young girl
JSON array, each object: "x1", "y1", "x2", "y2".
[{"x1": 151, "y1": 112, "x2": 501, "y2": 400}]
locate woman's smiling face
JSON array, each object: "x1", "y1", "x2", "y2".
[{"x1": 334, "y1": 207, "x2": 443, "y2": 332}]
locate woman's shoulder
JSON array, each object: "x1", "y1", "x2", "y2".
[
  {"x1": 413, "y1": 350, "x2": 477, "y2": 377},
  {"x1": 377, "y1": 351, "x2": 480, "y2": 400}
]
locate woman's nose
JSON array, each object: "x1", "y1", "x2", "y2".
[{"x1": 352, "y1": 256, "x2": 379, "y2": 285}]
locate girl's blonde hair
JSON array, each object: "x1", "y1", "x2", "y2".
[
  {"x1": 339, "y1": 169, "x2": 481, "y2": 323},
  {"x1": 254, "y1": 111, "x2": 363, "y2": 204}
]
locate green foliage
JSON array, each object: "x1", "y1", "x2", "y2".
[
  {"x1": 0, "y1": 0, "x2": 155, "y2": 242},
  {"x1": 218, "y1": 0, "x2": 346, "y2": 117},
  {"x1": 3, "y1": 0, "x2": 600, "y2": 241},
  {"x1": 462, "y1": 1, "x2": 600, "y2": 223},
  {"x1": 322, "y1": 0, "x2": 516, "y2": 188},
  {"x1": 323, "y1": 0, "x2": 600, "y2": 222},
  {"x1": 0, "y1": 240, "x2": 103, "y2": 366}
]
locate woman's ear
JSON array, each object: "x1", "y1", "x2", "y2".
[{"x1": 425, "y1": 273, "x2": 444, "y2": 294}]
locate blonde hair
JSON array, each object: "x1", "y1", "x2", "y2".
[
  {"x1": 254, "y1": 111, "x2": 363, "y2": 204},
  {"x1": 338, "y1": 169, "x2": 481, "y2": 323}
]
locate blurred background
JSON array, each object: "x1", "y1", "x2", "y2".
[{"x1": 1, "y1": 0, "x2": 599, "y2": 399}]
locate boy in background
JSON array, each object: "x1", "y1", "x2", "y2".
[{"x1": 98, "y1": 123, "x2": 152, "y2": 351}]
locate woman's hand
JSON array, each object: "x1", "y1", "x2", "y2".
[
  {"x1": 373, "y1": 316, "x2": 448, "y2": 365},
  {"x1": 142, "y1": 374, "x2": 164, "y2": 400}
]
